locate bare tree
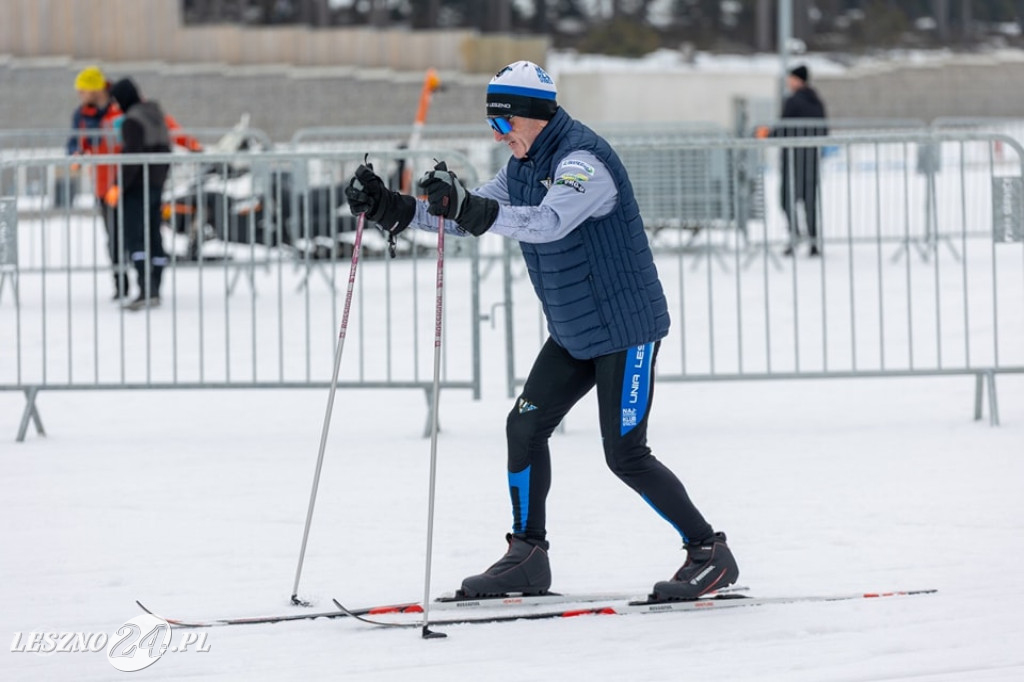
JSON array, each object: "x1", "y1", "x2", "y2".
[
  {"x1": 370, "y1": 0, "x2": 389, "y2": 27},
  {"x1": 188, "y1": 0, "x2": 223, "y2": 21},
  {"x1": 309, "y1": 0, "x2": 329, "y2": 26},
  {"x1": 180, "y1": 0, "x2": 1023, "y2": 51},
  {"x1": 490, "y1": 0, "x2": 513, "y2": 32},
  {"x1": 793, "y1": 0, "x2": 811, "y2": 41},
  {"x1": 756, "y1": 0, "x2": 772, "y2": 51},
  {"x1": 528, "y1": 0, "x2": 550, "y2": 32},
  {"x1": 960, "y1": 0, "x2": 972, "y2": 42},
  {"x1": 410, "y1": 0, "x2": 442, "y2": 29},
  {"x1": 933, "y1": 0, "x2": 949, "y2": 41},
  {"x1": 611, "y1": 0, "x2": 657, "y2": 19}
]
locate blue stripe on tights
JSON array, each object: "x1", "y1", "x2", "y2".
[
  {"x1": 641, "y1": 492, "x2": 688, "y2": 542},
  {"x1": 620, "y1": 342, "x2": 654, "y2": 436},
  {"x1": 508, "y1": 467, "x2": 531, "y2": 534}
]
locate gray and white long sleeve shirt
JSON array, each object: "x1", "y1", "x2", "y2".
[{"x1": 407, "y1": 150, "x2": 617, "y2": 243}]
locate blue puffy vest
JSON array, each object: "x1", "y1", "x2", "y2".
[{"x1": 506, "y1": 108, "x2": 670, "y2": 359}]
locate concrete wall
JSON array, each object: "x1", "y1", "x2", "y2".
[
  {"x1": 0, "y1": 56, "x2": 489, "y2": 141},
  {"x1": 558, "y1": 70, "x2": 776, "y2": 128},
  {"x1": 9, "y1": 53, "x2": 1024, "y2": 140},
  {"x1": 814, "y1": 51, "x2": 1024, "y2": 121},
  {"x1": 556, "y1": 50, "x2": 1024, "y2": 130},
  {"x1": 0, "y1": 56, "x2": 776, "y2": 139},
  {"x1": 0, "y1": 0, "x2": 548, "y2": 74},
  {"x1": 6, "y1": 0, "x2": 1024, "y2": 140},
  {"x1": 558, "y1": 50, "x2": 1024, "y2": 130}
]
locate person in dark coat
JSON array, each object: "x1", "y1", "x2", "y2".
[
  {"x1": 776, "y1": 65, "x2": 828, "y2": 257},
  {"x1": 107, "y1": 78, "x2": 172, "y2": 310}
]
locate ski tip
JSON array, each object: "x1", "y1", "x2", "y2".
[{"x1": 135, "y1": 601, "x2": 185, "y2": 626}]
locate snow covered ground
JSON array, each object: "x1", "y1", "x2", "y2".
[
  {"x1": 3, "y1": 153, "x2": 1024, "y2": 678},
  {"x1": 3, "y1": 262, "x2": 1024, "y2": 680}
]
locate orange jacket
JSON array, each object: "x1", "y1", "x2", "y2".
[
  {"x1": 165, "y1": 113, "x2": 203, "y2": 152},
  {"x1": 69, "y1": 100, "x2": 122, "y2": 200}
]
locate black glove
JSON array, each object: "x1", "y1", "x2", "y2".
[
  {"x1": 418, "y1": 161, "x2": 499, "y2": 237},
  {"x1": 345, "y1": 163, "x2": 416, "y2": 236}
]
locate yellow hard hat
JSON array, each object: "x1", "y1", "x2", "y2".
[{"x1": 74, "y1": 66, "x2": 106, "y2": 92}]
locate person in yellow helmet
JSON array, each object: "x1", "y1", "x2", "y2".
[
  {"x1": 74, "y1": 65, "x2": 105, "y2": 92},
  {"x1": 67, "y1": 65, "x2": 128, "y2": 299}
]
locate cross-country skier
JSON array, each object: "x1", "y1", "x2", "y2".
[{"x1": 344, "y1": 60, "x2": 739, "y2": 601}]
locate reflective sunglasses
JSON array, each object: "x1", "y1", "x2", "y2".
[{"x1": 487, "y1": 116, "x2": 514, "y2": 135}]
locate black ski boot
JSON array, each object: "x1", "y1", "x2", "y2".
[
  {"x1": 112, "y1": 271, "x2": 130, "y2": 301},
  {"x1": 651, "y1": 532, "x2": 739, "y2": 601},
  {"x1": 124, "y1": 262, "x2": 162, "y2": 311},
  {"x1": 459, "y1": 534, "x2": 551, "y2": 598}
]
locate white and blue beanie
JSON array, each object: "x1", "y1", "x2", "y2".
[{"x1": 486, "y1": 61, "x2": 558, "y2": 120}]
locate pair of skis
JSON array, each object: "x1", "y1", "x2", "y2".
[{"x1": 137, "y1": 586, "x2": 936, "y2": 630}]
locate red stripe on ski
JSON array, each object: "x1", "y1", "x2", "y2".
[{"x1": 560, "y1": 607, "x2": 618, "y2": 618}]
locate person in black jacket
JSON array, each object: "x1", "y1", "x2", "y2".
[
  {"x1": 776, "y1": 65, "x2": 828, "y2": 257},
  {"x1": 107, "y1": 78, "x2": 172, "y2": 310}
]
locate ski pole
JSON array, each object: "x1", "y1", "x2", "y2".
[
  {"x1": 290, "y1": 210, "x2": 366, "y2": 606},
  {"x1": 419, "y1": 208, "x2": 447, "y2": 639}
]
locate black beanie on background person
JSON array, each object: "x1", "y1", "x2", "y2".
[
  {"x1": 790, "y1": 65, "x2": 809, "y2": 83},
  {"x1": 109, "y1": 78, "x2": 142, "y2": 110}
]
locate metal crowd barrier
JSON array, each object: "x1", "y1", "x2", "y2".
[
  {"x1": 499, "y1": 130, "x2": 1024, "y2": 425},
  {"x1": 289, "y1": 124, "x2": 500, "y2": 194},
  {"x1": 0, "y1": 148, "x2": 482, "y2": 441},
  {"x1": 287, "y1": 122, "x2": 748, "y2": 268},
  {"x1": 288, "y1": 122, "x2": 733, "y2": 169},
  {"x1": 614, "y1": 133, "x2": 763, "y2": 248},
  {"x1": 745, "y1": 118, "x2": 928, "y2": 136},
  {"x1": 0, "y1": 125, "x2": 273, "y2": 154},
  {"x1": 0, "y1": 124, "x2": 274, "y2": 216},
  {"x1": 932, "y1": 117, "x2": 1024, "y2": 168},
  {"x1": 6, "y1": 125, "x2": 1024, "y2": 440}
]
